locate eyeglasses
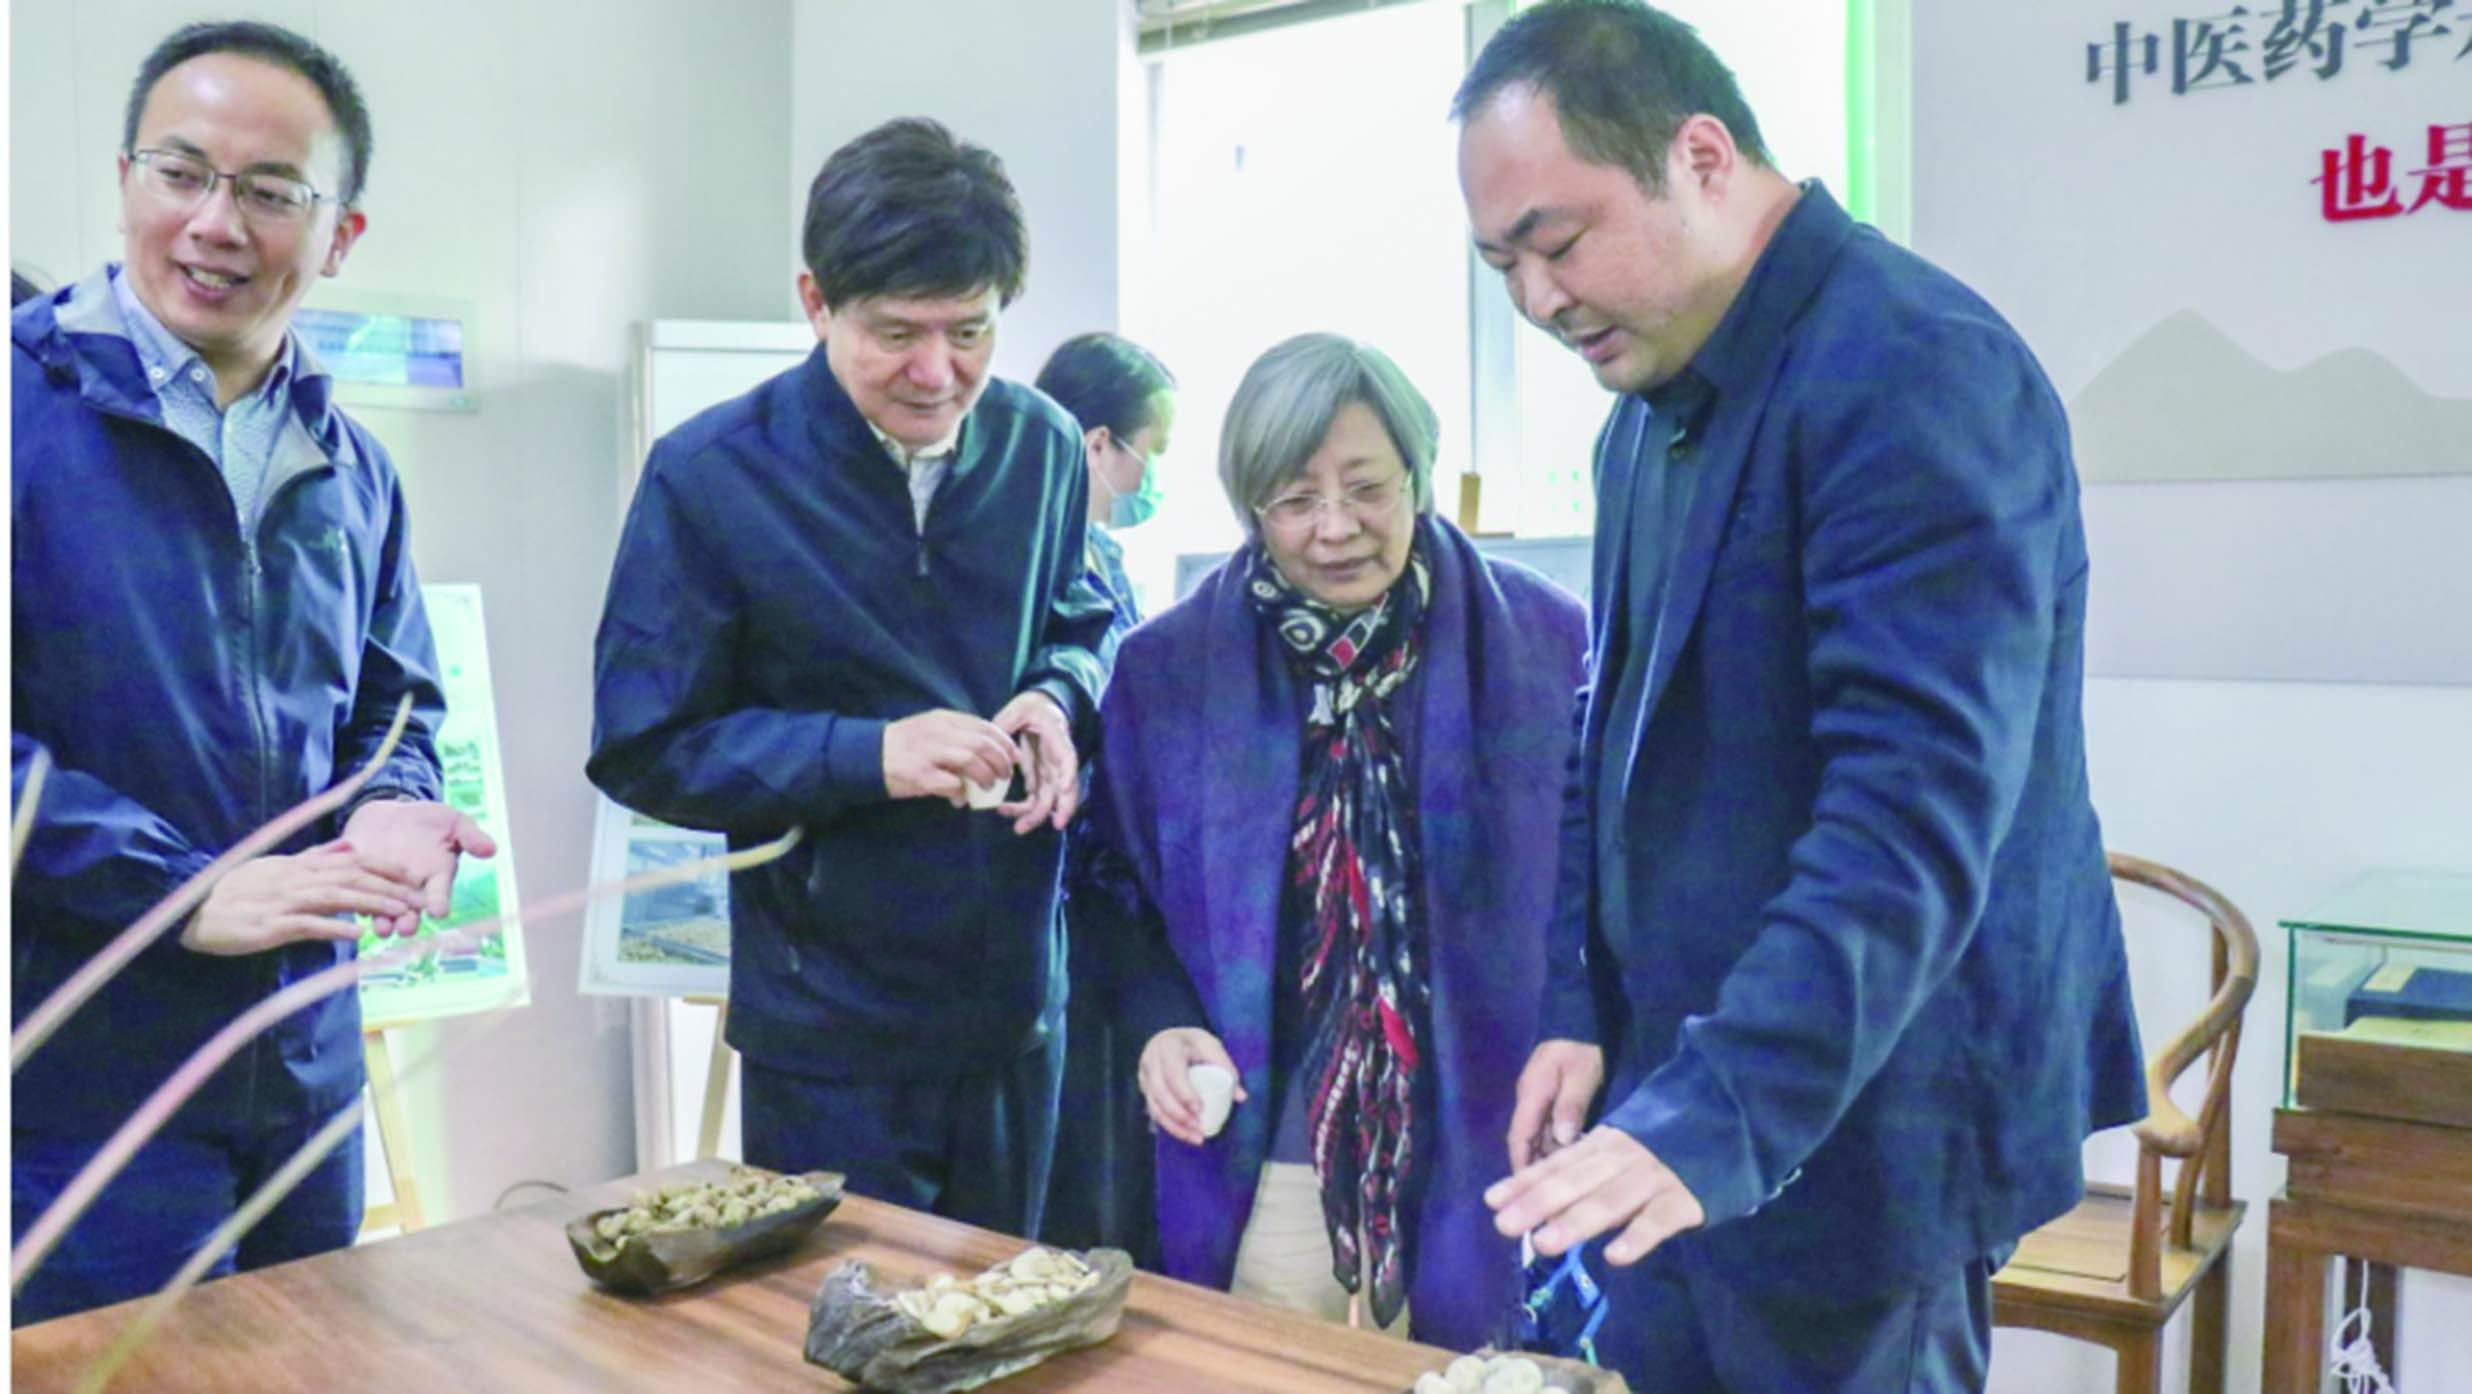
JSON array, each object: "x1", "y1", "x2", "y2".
[
  {"x1": 1114, "y1": 436, "x2": 1163, "y2": 471},
  {"x1": 1254, "y1": 472, "x2": 1408, "y2": 533},
  {"x1": 127, "y1": 149, "x2": 336, "y2": 223}
]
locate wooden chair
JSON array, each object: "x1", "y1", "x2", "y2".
[{"x1": 1992, "y1": 853, "x2": 2259, "y2": 1394}]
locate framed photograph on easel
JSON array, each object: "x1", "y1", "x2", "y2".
[{"x1": 577, "y1": 797, "x2": 732, "y2": 999}]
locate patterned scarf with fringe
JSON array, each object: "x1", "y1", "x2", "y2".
[{"x1": 1246, "y1": 539, "x2": 1432, "y2": 1329}]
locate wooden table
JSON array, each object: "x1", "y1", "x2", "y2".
[
  {"x1": 2261, "y1": 1107, "x2": 2472, "y2": 1393},
  {"x1": 12, "y1": 1161, "x2": 1461, "y2": 1393}
]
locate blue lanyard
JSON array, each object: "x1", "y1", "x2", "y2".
[{"x1": 1516, "y1": 1233, "x2": 1611, "y2": 1366}]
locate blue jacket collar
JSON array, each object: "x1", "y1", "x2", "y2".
[
  {"x1": 1678, "y1": 180, "x2": 1856, "y2": 402},
  {"x1": 15, "y1": 270, "x2": 156, "y2": 422},
  {"x1": 792, "y1": 340, "x2": 981, "y2": 470},
  {"x1": 17, "y1": 264, "x2": 357, "y2": 467},
  {"x1": 1591, "y1": 183, "x2": 1859, "y2": 763}
]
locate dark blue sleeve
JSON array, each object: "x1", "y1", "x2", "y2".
[
  {"x1": 1086, "y1": 654, "x2": 1208, "y2": 1047},
  {"x1": 1018, "y1": 441, "x2": 1115, "y2": 751},
  {"x1": 1538, "y1": 678, "x2": 1600, "y2": 1045},
  {"x1": 333, "y1": 462, "x2": 446, "y2": 809},
  {"x1": 11, "y1": 731, "x2": 217, "y2": 932},
  {"x1": 1078, "y1": 769, "x2": 1207, "y2": 1047},
  {"x1": 588, "y1": 446, "x2": 886, "y2": 832},
  {"x1": 1603, "y1": 326, "x2": 2068, "y2": 1227}
]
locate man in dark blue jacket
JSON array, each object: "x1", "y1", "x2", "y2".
[
  {"x1": 11, "y1": 21, "x2": 491, "y2": 1324},
  {"x1": 1456, "y1": 4, "x2": 2143, "y2": 1390},
  {"x1": 590, "y1": 118, "x2": 1113, "y2": 1238}
]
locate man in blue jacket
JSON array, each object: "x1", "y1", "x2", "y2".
[
  {"x1": 12, "y1": 21, "x2": 492, "y2": 1323},
  {"x1": 589, "y1": 118, "x2": 1113, "y2": 1238},
  {"x1": 1456, "y1": 4, "x2": 2143, "y2": 1390}
]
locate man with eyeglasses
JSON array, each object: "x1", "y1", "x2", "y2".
[
  {"x1": 12, "y1": 21, "x2": 489, "y2": 1324},
  {"x1": 590, "y1": 119, "x2": 1112, "y2": 1239}
]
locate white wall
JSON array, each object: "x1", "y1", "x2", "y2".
[
  {"x1": 788, "y1": 0, "x2": 1130, "y2": 383},
  {"x1": 10, "y1": 0, "x2": 796, "y2": 1222},
  {"x1": 1909, "y1": 0, "x2": 2470, "y2": 683},
  {"x1": 2056, "y1": 681, "x2": 2472, "y2": 1394},
  {"x1": 1903, "y1": 3, "x2": 2472, "y2": 1391}
]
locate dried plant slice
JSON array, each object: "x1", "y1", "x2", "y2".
[
  {"x1": 1409, "y1": 1351, "x2": 1615, "y2": 1394},
  {"x1": 806, "y1": 1247, "x2": 1136, "y2": 1393}
]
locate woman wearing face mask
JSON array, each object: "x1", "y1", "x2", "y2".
[
  {"x1": 1080, "y1": 334, "x2": 1589, "y2": 1347},
  {"x1": 1035, "y1": 333, "x2": 1177, "y2": 647},
  {"x1": 1032, "y1": 332, "x2": 1177, "y2": 1260}
]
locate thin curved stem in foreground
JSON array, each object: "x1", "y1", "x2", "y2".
[
  {"x1": 12, "y1": 747, "x2": 51, "y2": 877},
  {"x1": 11, "y1": 697, "x2": 415, "y2": 1072},
  {"x1": 75, "y1": 996, "x2": 521, "y2": 1394},
  {"x1": 11, "y1": 823, "x2": 801, "y2": 1294},
  {"x1": 73, "y1": 1098, "x2": 366, "y2": 1394}
]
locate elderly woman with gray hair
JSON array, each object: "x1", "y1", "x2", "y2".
[{"x1": 1080, "y1": 333, "x2": 1588, "y2": 1347}]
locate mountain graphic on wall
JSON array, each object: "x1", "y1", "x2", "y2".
[{"x1": 2067, "y1": 309, "x2": 2472, "y2": 484}]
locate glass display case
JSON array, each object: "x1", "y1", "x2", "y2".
[{"x1": 2282, "y1": 871, "x2": 2472, "y2": 1126}]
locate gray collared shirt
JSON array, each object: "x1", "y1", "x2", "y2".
[{"x1": 109, "y1": 265, "x2": 303, "y2": 529}]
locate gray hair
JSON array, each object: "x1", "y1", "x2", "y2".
[{"x1": 1218, "y1": 333, "x2": 1439, "y2": 540}]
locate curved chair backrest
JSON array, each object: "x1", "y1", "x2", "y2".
[{"x1": 2107, "y1": 852, "x2": 2260, "y2": 1290}]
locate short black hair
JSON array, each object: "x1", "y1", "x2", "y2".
[
  {"x1": 1453, "y1": 0, "x2": 1771, "y2": 193},
  {"x1": 802, "y1": 118, "x2": 1028, "y2": 310},
  {"x1": 1034, "y1": 333, "x2": 1177, "y2": 441},
  {"x1": 124, "y1": 21, "x2": 374, "y2": 205}
]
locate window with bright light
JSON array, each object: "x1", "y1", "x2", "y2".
[
  {"x1": 1122, "y1": 0, "x2": 1855, "y2": 600},
  {"x1": 1118, "y1": 1, "x2": 1473, "y2": 608}
]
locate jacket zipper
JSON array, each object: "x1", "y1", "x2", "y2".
[
  {"x1": 241, "y1": 534, "x2": 271, "y2": 829},
  {"x1": 81, "y1": 397, "x2": 292, "y2": 832},
  {"x1": 60, "y1": 344, "x2": 349, "y2": 1057},
  {"x1": 245, "y1": 463, "x2": 347, "y2": 823},
  {"x1": 97, "y1": 407, "x2": 289, "y2": 1033}
]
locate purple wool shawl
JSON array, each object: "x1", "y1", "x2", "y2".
[{"x1": 1093, "y1": 516, "x2": 1588, "y2": 1348}]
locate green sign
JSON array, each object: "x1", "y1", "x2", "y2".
[{"x1": 356, "y1": 584, "x2": 530, "y2": 1028}]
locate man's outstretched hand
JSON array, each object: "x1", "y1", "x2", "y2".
[{"x1": 342, "y1": 799, "x2": 499, "y2": 937}]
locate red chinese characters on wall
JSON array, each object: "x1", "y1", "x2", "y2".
[{"x1": 2316, "y1": 121, "x2": 2472, "y2": 220}]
